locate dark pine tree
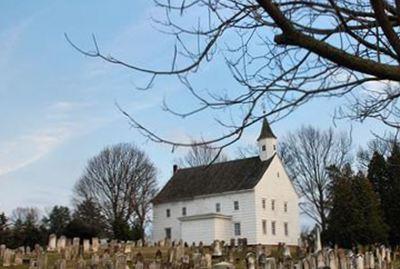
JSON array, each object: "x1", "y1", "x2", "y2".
[
  {"x1": 326, "y1": 165, "x2": 388, "y2": 247},
  {"x1": 386, "y1": 143, "x2": 400, "y2": 245},
  {"x1": 352, "y1": 172, "x2": 388, "y2": 244},
  {"x1": 367, "y1": 151, "x2": 388, "y2": 200},
  {"x1": 43, "y1": 206, "x2": 71, "y2": 236},
  {"x1": 326, "y1": 165, "x2": 359, "y2": 248}
]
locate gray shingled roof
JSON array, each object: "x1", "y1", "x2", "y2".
[
  {"x1": 152, "y1": 155, "x2": 275, "y2": 205},
  {"x1": 257, "y1": 118, "x2": 277, "y2": 140}
]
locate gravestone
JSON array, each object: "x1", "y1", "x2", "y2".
[
  {"x1": 14, "y1": 250, "x2": 23, "y2": 265},
  {"x1": 38, "y1": 253, "x2": 48, "y2": 269},
  {"x1": 246, "y1": 252, "x2": 257, "y2": 269},
  {"x1": 92, "y1": 237, "x2": 99, "y2": 253},
  {"x1": 57, "y1": 236, "x2": 67, "y2": 252},
  {"x1": 266, "y1": 258, "x2": 277, "y2": 269},
  {"x1": 356, "y1": 254, "x2": 364, "y2": 269},
  {"x1": 283, "y1": 245, "x2": 291, "y2": 259},
  {"x1": 3, "y1": 249, "x2": 12, "y2": 267},
  {"x1": 316, "y1": 251, "x2": 325, "y2": 269},
  {"x1": 182, "y1": 254, "x2": 191, "y2": 269},
  {"x1": 48, "y1": 234, "x2": 57, "y2": 251},
  {"x1": 83, "y1": 239, "x2": 90, "y2": 254},
  {"x1": 314, "y1": 227, "x2": 322, "y2": 253},
  {"x1": 0, "y1": 244, "x2": 6, "y2": 259},
  {"x1": 213, "y1": 240, "x2": 223, "y2": 257},
  {"x1": 193, "y1": 252, "x2": 202, "y2": 269},
  {"x1": 328, "y1": 250, "x2": 338, "y2": 269}
]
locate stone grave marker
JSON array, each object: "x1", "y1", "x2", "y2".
[{"x1": 48, "y1": 234, "x2": 57, "y2": 251}]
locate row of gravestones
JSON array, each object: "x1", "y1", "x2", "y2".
[
  {"x1": 25, "y1": 244, "x2": 397, "y2": 269},
  {"x1": 47, "y1": 234, "x2": 150, "y2": 254},
  {"x1": 2, "y1": 237, "x2": 397, "y2": 269}
]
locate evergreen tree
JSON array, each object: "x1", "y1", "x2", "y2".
[
  {"x1": 386, "y1": 143, "x2": 400, "y2": 245},
  {"x1": 352, "y1": 172, "x2": 388, "y2": 244},
  {"x1": 326, "y1": 165, "x2": 388, "y2": 247},
  {"x1": 43, "y1": 206, "x2": 71, "y2": 236},
  {"x1": 64, "y1": 199, "x2": 107, "y2": 239},
  {"x1": 367, "y1": 151, "x2": 388, "y2": 199},
  {"x1": 326, "y1": 165, "x2": 358, "y2": 248}
]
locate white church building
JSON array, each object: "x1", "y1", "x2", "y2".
[{"x1": 152, "y1": 119, "x2": 300, "y2": 245}]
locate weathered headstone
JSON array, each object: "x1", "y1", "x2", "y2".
[
  {"x1": 246, "y1": 252, "x2": 257, "y2": 269},
  {"x1": 48, "y1": 234, "x2": 57, "y2": 251},
  {"x1": 92, "y1": 237, "x2": 99, "y2": 253},
  {"x1": 213, "y1": 240, "x2": 223, "y2": 257},
  {"x1": 57, "y1": 236, "x2": 67, "y2": 252},
  {"x1": 2, "y1": 249, "x2": 13, "y2": 267},
  {"x1": 14, "y1": 250, "x2": 23, "y2": 265},
  {"x1": 83, "y1": 239, "x2": 91, "y2": 254},
  {"x1": 0, "y1": 244, "x2": 5, "y2": 259}
]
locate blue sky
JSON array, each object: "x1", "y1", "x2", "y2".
[{"x1": 0, "y1": 1, "x2": 390, "y2": 226}]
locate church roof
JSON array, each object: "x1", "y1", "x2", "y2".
[
  {"x1": 257, "y1": 118, "x2": 277, "y2": 140},
  {"x1": 152, "y1": 155, "x2": 275, "y2": 205}
]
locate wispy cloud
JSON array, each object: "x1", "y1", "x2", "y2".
[{"x1": 0, "y1": 101, "x2": 97, "y2": 177}]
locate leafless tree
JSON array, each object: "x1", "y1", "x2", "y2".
[
  {"x1": 357, "y1": 132, "x2": 400, "y2": 169},
  {"x1": 73, "y1": 143, "x2": 157, "y2": 240},
  {"x1": 280, "y1": 126, "x2": 352, "y2": 233},
  {"x1": 176, "y1": 140, "x2": 229, "y2": 167},
  {"x1": 66, "y1": 0, "x2": 400, "y2": 153},
  {"x1": 11, "y1": 207, "x2": 40, "y2": 226}
]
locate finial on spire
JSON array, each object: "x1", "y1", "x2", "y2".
[{"x1": 257, "y1": 118, "x2": 277, "y2": 141}]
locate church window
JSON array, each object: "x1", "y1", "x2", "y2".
[
  {"x1": 216, "y1": 203, "x2": 221, "y2": 212},
  {"x1": 262, "y1": 220, "x2": 267, "y2": 235},
  {"x1": 262, "y1": 145, "x2": 266, "y2": 151},
  {"x1": 234, "y1": 201, "x2": 239, "y2": 210},
  {"x1": 284, "y1": 202, "x2": 288, "y2": 212},
  {"x1": 165, "y1": 228, "x2": 171, "y2": 239},
  {"x1": 234, "y1": 222, "x2": 241, "y2": 236},
  {"x1": 273, "y1": 145, "x2": 276, "y2": 150},
  {"x1": 271, "y1": 221, "x2": 276, "y2": 235},
  {"x1": 166, "y1": 209, "x2": 170, "y2": 218},
  {"x1": 284, "y1": 222, "x2": 289, "y2": 236},
  {"x1": 182, "y1": 207, "x2": 187, "y2": 216},
  {"x1": 262, "y1": 198, "x2": 266, "y2": 209},
  {"x1": 271, "y1": 199, "x2": 275, "y2": 211}
]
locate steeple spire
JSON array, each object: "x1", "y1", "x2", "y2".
[
  {"x1": 257, "y1": 118, "x2": 276, "y2": 141},
  {"x1": 257, "y1": 118, "x2": 277, "y2": 161}
]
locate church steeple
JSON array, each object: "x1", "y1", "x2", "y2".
[{"x1": 257, "y1": 118, "x2": 277, "y2": 161}]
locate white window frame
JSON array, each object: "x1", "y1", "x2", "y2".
[
  {"x1": 271, "y1": 221, "x2": 276, "y2": 235},
  {"x1": 216, "y1": 203, "x2": 221, "y2": 213},
  {"x1": 165, "y1": 227, "x2": 171, "y2": 239},
  {"x1": 182, "y1": 207, "x2": 187, "y2": 216},
  {"x1": 284, "y1": 222, "x2": 289, "y2": 236},
  {"x1": 166, "y1": 209, "x2": 171, "y2": 218},
  {"x1": 262, "y1": 198, "x2": 266, "y2": 209},
  {"x1": 234, "y1": 201, "x2": 239, "y2": 210},
  {"x1": 234, "y1": 222, "x2": 241, "y2": 236},
  {"x1": 262, "y1": 220, "x2": 267, "y2": 235}
]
